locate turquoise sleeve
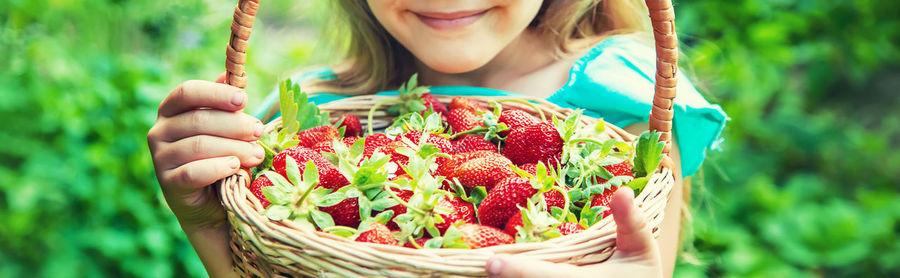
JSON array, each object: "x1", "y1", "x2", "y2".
[{"x1": 546, "y1": 36, "x2": 729, "y2": 177}]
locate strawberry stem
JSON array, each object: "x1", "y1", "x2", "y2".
[
  {"x1": 367, "y1": 99, "x2": 405, "y2": 135},
  {"x1": 383, "y1": 185, "x2": 426, "y2": 214},
  {"x1": 495, "y1": 98, "x2": 546, "y2": 121},
  {"x1": 407, "y1": 235, "x2": 424, "y2": 249}
]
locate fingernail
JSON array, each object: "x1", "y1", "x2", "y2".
[
  {"x1": 254, "y1": 144, "x2": 265, "y2": 159},
  {"x1": 487, "y1": 257, "x2": 504, "y2": 276},
  {"x1": 254, "y1": 121, "x2": 264, "y2": 137},
  {"x1": 231, "y1": 91, "x2": 246, "y2": 107},
  {"x1": 228, "y1": 157, "x2": 240, "y2": 169}
]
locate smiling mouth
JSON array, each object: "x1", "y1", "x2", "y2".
[{"x1": 413, "y1": 9, "x2": 490, "y2": 30}]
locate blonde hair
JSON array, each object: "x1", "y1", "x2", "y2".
[{"x1": 315, "y1": 0, "x2": 652, "y2": 94}]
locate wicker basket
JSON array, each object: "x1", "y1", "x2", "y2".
[{"x1": 218, "y1": 0, "x2": 680, "y2": 276}]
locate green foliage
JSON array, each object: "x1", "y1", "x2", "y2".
[{"x1": 675, "y1": 0, "x2": 900, "y2": 277}]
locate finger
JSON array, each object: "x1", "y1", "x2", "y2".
[
  {"x1": 610, "y1": 187, "x2": 657, "y2": 255},
  {"x1": 159, "y1": 80, "x2": 247, "y2": 117},
  {"x1": 486, "y1": 255, "x2": 580, "y2": 278},
  {"x1": 161, "y1": 156, "x2": 241, "y2": 189},
  {"x1": 160, "y1": 109, "x2": 264, "y2": 142},
  {"x1": 154, "y1": 135, "x2": 265, "y2": 170},
  {"x1": 215, "y1": 72, "x2": 227, "y2": 84}
]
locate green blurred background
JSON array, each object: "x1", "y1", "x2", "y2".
[{"x1": 1, "y1": 0, "x2": 898, "y2": 277}]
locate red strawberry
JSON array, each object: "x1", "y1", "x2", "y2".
[
  {"x1": 342, "y1": 136, "x2": 360, "y2": 147},
  {"x1": 519, "y1": 163, "x2": 538, "y2": 175},
  {"x1": 383, "y1": 188, "x2": 414, "y2": 230},
  {"x1": 320, "y1": 198, "x2": 361, "y2": 227},
  {"x1": 403, "y1": 237, "x2": 432, "y2": 248},
  {"x1": 452, "y1": 135, "x2": 496, "y2": 154},
  {"x1": 595, "y1": 161, "x2": 635, "y2": 184},
  {"x1": 433, "y1": 197, "x2": 477, "y2": 233},
  {"x1": 503, "y1": 210, "x2": 524, "y2": 236},
  {"x1": 437, "y1": 151, "x2": 497, "y2": 177},
  {"x1": 456, "y1": 223, "x2": 514, "y2": 249},
  {"x1": 295, "y1": 125, "x2": 340, "y2": 148},
  {"x1": 312, "y1": 140, "x2": 335, "y2": 153},
  {"x1": 273, "y1": 146, "x2": 349, "y2": 190},
  {"x1": 449, "y1": 96, "x2": 486, "y2": 111},
  {"x1": 502, "y1": 122, "x2": 564, "y2": 165},
  {"x1": 590, "y1": 186, "x2": 619, "y2": 219},
  {"x1": 498, "y1": 110, "x2": 538, "y2": 136},
  {"x1": 447, "y1": 154, "x2": 516, "y2": 192},
  {"x1": 558, "y1": 222, "x2": 586, "y2": 236},
  {"x1": 421, "y1": 93, "x2": 449, "y2": 116},
  {"x1": 355, "y1": 222, "x2": 398, "y2": 245},
  {"x1": 477, "y1": 177, "x2": 565, "y2": 229},
  {"x1": 335, "y1": 114, "x2": 362, "y2": 137},
  {"x1": 447, "y1": 108, "x2": 483, "y2": 133},
  {"x1": 248, "y1": 175, "x2": 274, "y2": 208},
  {"x1": 363, "y1": 133, "x2": 393, "y2": 158}
]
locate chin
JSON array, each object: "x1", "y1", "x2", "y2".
[{"x1": 416, "y1": 49, "x2": 493, "y2": 74}]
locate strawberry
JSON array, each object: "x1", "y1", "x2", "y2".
[
  {"x1": 447, "y1": 108, "x2": 483, "y2": 133},
  {"x1": 477, "y1": 177, "x2": 565, "y2": 229},
  {"x1": 433, "y1": 196, "x2": 476, "y2": 233},
  {"x1": 363, "y1": 133, "x2": 393, "y2": 159},
  {"x1": 386, "y1": 131, "x2": 453, "y2": 174},
  {"x1": 590, "y1": 186, "x2": 619, "y2": 219},
  {"x1": 335, "y1": 114, "x2": 362, "y2": 137},
  {"x1": 452, "y1": 135, "x2": 496, "y2": 154},
  {"x1": 355, "y1": 222, "x2": 398, "y2": 245},
  {"x1": 383, "y1": 188, "x2": 414, "y2": 230},
  {"x1": 558, "y1": 222, "x2": 585, "y2": 236},
  {"x1": 273, "y1": 146, "x2": 349, "y2": 190},
  {"x1": 312, "y1": 140, "x2": 335, "y2": 154},
  {"x1": 449, "y1": 96, "x2": 486, "y2": 111},
  {"x1": 403, "y1": 237, "x2": 431, "y2": 248},
  {"x1": 295, "y1": 125, "x2": 340, "y2": 148},
  {"x1": 502, "y1": 121, "x2": 564, "y2": 165},
  {"x1": 342, "y1": 136, "x2": 360, "y2": 146},
  {"x1": 436, "y1": 151, "x2": 497, "y2": 177},
  {"x1": 320, "y1": 198, "x2": 361, "y2": 227},
  {"x1": 519, "y1": 163, "x2": 538, "y2": 175},
  {"x1": 503, "y1": 210, "x2": 524, "y2": 236},
  {"x1": 421, "y1": 93, "x2": 449, "y2": 116},
  {"x1": 595, "y1": 161, "x2": 634, "y2": 184},
  {"x1": 248, "y1": 175, "x2": 274, "y2": 208},
  {"x1": 446, "y1": 153, "x2": 516, "y2": 192},
  {"x1": 453, "y1": 223, "x2": 514, "y2": 249},
  {"x1": 498, "y1": 110, "x2": 538, "y2": 136}
]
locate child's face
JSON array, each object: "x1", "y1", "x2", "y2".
[{"x1": 367, "y1": 0, "x2": 543, "y2": 74}]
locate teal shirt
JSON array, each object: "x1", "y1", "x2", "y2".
[{"x1": 253, "y1": 36, "x2": 729, "y2": 177}]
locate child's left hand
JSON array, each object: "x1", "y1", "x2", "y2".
[{"x1": 485, "y1": 187, "x2": 663, "y2": 278}]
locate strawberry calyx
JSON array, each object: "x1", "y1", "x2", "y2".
[
  {"x1": 255, "y1": 79, "x2": 331, "y2": 177},
  {"x1": 385, "y1": 111, "x2": 446, "y2": 136},
  {"x1": 511, "y1": 200, "x2": 567, "y2": 243},
  {"x1": 448, "y1": 101, "x2": 509, "y2": 141},
  {"x1": 260, "y1": 158, "x2": 342, "y2": 231}
]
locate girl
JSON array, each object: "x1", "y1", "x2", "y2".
[{"x1": 148, "y1": 0, "x2": 727, "y2": 277}]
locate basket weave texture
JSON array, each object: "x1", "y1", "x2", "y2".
[{"x1": 218, "y1": 0, "x2": 681, "y2": 276}]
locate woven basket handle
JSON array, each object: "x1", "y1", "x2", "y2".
[{"x1": 223, "y1": 0, "x2": 678, "y2": 155}]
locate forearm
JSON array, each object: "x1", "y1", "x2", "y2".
[{"x1": 183, "y1": 223, "x2": 239, "y2": 278}]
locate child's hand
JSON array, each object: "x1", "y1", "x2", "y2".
[
  {"x1": 148, "y1": 73, "x2": 266, "y2": 232},
  {"x1": 485, "y1": 187, "x2": 663, "y2": 278}
]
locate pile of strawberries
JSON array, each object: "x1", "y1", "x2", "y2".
[{"x1": 248, "y1": 76, "x2": 665, "y2": 249}]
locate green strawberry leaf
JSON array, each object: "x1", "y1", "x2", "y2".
[
  {"x1": 292, "y1": 218, "x2": 316, "y2": 231},
  {"x1": 285, "y1": 156, "x2": 303, "y2": 186},
  {"x1": 469, "y1": 186, "x2": 488, "y2": 208},
  {"x1": 633, "y1": 130, "x2": 665, "y2": 178},
  {"x1": 358, "y1": 195, "x2": 372, "y2": 220},
  {"x1": 323, "y1": 226, "x2": 358, "y2": 238},
  {"x1": 579, "y1": 205, "x2": 605, "y2": 227},
  {"x1": 316, "y1": 192, "x2": 347, "y2": 207},
  {"x1": 371, "y1": 197, "x2": 400, "y2": 211},
  {"x1": 261, "y1": 186, "x2": 290, "y2": 206},
  {"x1": 424, "y1": 237, "x2": 444, "y2": 249},
  {"x1": 372, "y1": 210, "x2": 395, "y2": 224},
  {"x1": 626, "y1": 177, "x2": 650, "y2": 195},
  {"x1": 265, "y1": 205, "x2": 291, "y2": 221},
  {"x1": 310, "y1": 210, "x2": 335, "y2": 229}
]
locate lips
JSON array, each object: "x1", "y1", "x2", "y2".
[{"x1": 413, "y1": 9, "x2": 489, "y2": 30}]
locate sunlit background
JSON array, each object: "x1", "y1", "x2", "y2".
[{"x1": 1, "y1": 0, "x2": 898, "y2": 277}]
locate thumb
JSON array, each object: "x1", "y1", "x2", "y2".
[
  {"x1": 486, "y1": 255, "x2": 580, "y2": 278},
  {"x1": 215, "y1": 72, "x2": 227, "y2": 84},
  {"x1": 610, "y1": 187, "x2": 657, "y2": 255}
]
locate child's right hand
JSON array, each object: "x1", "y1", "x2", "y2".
[{"x1": 148, "y1": 73, "x2": 266, "y2": 232}]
